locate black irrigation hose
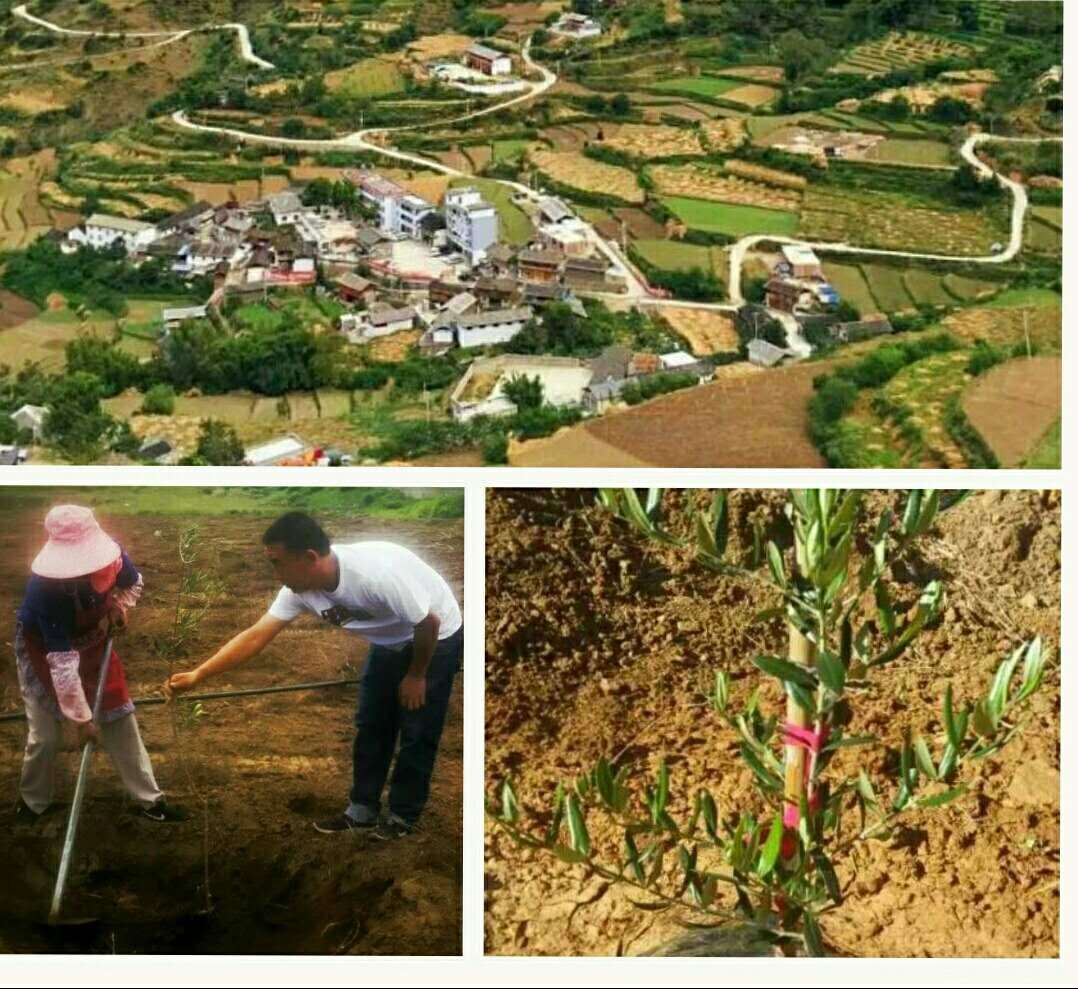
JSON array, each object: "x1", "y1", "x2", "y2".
[{"x1": 0, "y1": 678, "x2": 361, "y2": 724}]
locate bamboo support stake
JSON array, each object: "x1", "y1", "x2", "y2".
[{"x1": 784, "y1": 624, "x2": 817, "y2": 821}]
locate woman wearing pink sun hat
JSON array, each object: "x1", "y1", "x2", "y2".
[{"x1": 13, "y1": 505, "x2": 186, "y2": 824}]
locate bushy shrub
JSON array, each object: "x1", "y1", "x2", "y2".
[{"x1": 141, "y1": 383, "x2": 176, "y2": 415}]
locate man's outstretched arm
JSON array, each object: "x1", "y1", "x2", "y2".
[{"x1": 164, "y1": 613, "x2": 290, "y2": 696}]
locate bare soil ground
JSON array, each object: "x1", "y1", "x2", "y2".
[
  {"x1": 512, "y1": 362, "x2": 826, "y2": 467},
  {"x1": 963, "y1": 356, "x2": 1062, "y2": 468},
  {"x1": 0, "y1": 508, "x2": 463, "y2": 955},
  {"x1": 485, "y1": 488, "x2": 1060, "y2": 957}
]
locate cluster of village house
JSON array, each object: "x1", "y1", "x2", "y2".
[
  {"x1": 30, "y1": 158, "x2": 688, "y2": 464},
  {"x1": 762, "y1": 244, "x2": 893, "y2": 344},
  {"x1": 27, "y1": 133, "x2": 886, "y2": 465}
]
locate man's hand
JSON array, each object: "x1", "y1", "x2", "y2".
[
  {"x1": 164, "y1": 669, "x2": 201, "y2": 700},
  {"x1": 75, "y1": 721, "x2": 99, "y2": 746},
  {"x1": 399, "y1": 673, "x2": 427, "y2": 711}
]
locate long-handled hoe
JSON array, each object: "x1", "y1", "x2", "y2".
[{"x1": 46, "y1": 635, "x2": 115, "y2": 927}]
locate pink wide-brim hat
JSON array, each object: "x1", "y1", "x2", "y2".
[{"x1": 31, "y1": 505, "x2": 121, "y2": 580}]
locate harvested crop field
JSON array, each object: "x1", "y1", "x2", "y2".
[
  {"x1": 963, "y1": 356, "x2": 1062, "y2": 468},
  {"x1": 0, "y1": 494, "x2": 464, "y2": 955},
  {"x1": 700, "y1": 117, "x2": 747, "y2": 152},
  {"x1": 485, "y1": 487, "x2": 1060, "y2": 957},
  {"x1": 942, "y1": 303, "x2": 1062, "y2": 351},
  {"x1": 404, "y1": 33, "x2": 474, "y2": 60},
  {"x1": 800, "y1": 188, "x2": 1004, "y2": 254},
  {"x1": 651, "y1": 165, "x2": 801, "y2": 211},
  {"x1": 599, "y1": 123, "x2": 702, "y2": 158},
  {"x1": 530, "y1": 149, "x2": 644, "y2": 204},
  {"x1": 0, "y1": 290, "x2": 40, "y2": 331},
  {"x1": 657, "y1": 306, "x2": 738, "y2": 355},
  {"x1": 512, "y1": 361, "x2": 824, "y2": 467}
]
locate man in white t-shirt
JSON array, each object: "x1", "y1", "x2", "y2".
[{"x1": 165, "y1": 512, "x2": 463, "y2": 839}]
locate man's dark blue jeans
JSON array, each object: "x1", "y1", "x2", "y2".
[{"x1": 348, "y1": 627, "x2": 463, "y2": 827}]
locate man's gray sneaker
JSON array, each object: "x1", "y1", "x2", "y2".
[{"x1": 313, "y1": 812, "x2": 377, "y2": 835}]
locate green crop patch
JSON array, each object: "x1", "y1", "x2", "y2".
[{"x1": 661, "y1": 196, "x2": 800, "y2": 237}]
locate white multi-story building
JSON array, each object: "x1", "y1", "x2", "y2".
[
  {"x1": 69, "y1": 214, "x2": 158, "y2": 254},
  {"x1": 349, "y1": 171, "x2": 435, "y2": 238},
  {"x1": 398, "y1": 194, "x2": 435, "y2": 238},
  {"x1": 444, "y1": 186, "x2": 499, "y2": 265}
]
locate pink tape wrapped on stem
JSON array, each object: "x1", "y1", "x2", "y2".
[{"x1": 781, "y1": 722, "x2": 828, "y2": 829}]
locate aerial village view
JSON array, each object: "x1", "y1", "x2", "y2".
[{"x1": 0, "y1": 0, "x2": 1063, "y2": 468}]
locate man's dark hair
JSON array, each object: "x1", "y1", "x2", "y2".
[{"x1": 262, "y1": 512, "x2": 331, "y2": 555}]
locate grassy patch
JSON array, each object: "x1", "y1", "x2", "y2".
[
  {"x1": 661, "y1": 196, "x2": 799, "y2": 237},
  {"x1": 902, "y1": 269, "x2": 954, "y2": 307},
  {"x1": 1022, "y1": 418, "x2": 1061, "y2": 469},
  {"x1": 862, "y1": 264, "x2": 915, "y2": 313},
  {"x1": 324, "y1": 57, "x2": 406, "y2": 98},
  {"x1": 492, "y1": 139, "x2": 531, "y2": 162},
  {"x1": 632, "y1": 238, "x2": 717, "y2": 273},
  {"x1": 821, "y1": 262, "x2": 877, "y2": 315},
  {"x1": 982, "y1": 287, "x2": 1062, "y2": 309},
  {"x1": 942, "y1": 272, "x2": 999, "y2": 302},
  {"x1": 650, "y1": 76, "x2": 741, "y2": 99},
  {"x1": 0, "y1": 486, "x2": 464, "y2": 519},
  {"x1": 869, "y1": 138, "x2": 954, "y2": 166},
  {"x1": 450, "y1": 177, "x2": 532, "y2": 245}
]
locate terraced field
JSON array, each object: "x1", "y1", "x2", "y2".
[
  {"x1": 529, "y1": 149, "x2": 645, "y2": 204},
  {"x1": 836, "y1": 298, "x2": 1062, "y2": 468},
  {"x1": 831, "y1": 30, "x2": 979, "y2": 76},
  {"x1": 325, "y1": 56, "x2": 407, "y2": 97},
  {"x1": 0, "y1": 151, "x2": 78, "y2": 249},
  {"x1": 651, "y1": 164, "x2": 802, "y2": 211},
  {"x1": 599, "y1": 123, "x2": 703, "y2": 158},
  {"x1": 103, "y1": 387, "x2": 361, "y2": 458},
  {"x1": 822, "y1": 262, "x2": 879, "y2": 315},
  {"x1": 801, "y1": 187, "x2": 1005, "y2": 254},
  {"x1": 662, "y1": 196, "x2": 799, "y2": 237},
  {"x1": 823, "y1": 261, "x2": 975, "y2": 315}
]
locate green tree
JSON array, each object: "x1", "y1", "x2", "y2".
[
  {"x1": 42, "y1": 371, "x2": 113, "y2": 463},
  {"x1": 190, "y1": 418, "x2": 245, "y2": 466},
  {"x1": 502, "y1": 373, "x2": 544, "y2": 410}
]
